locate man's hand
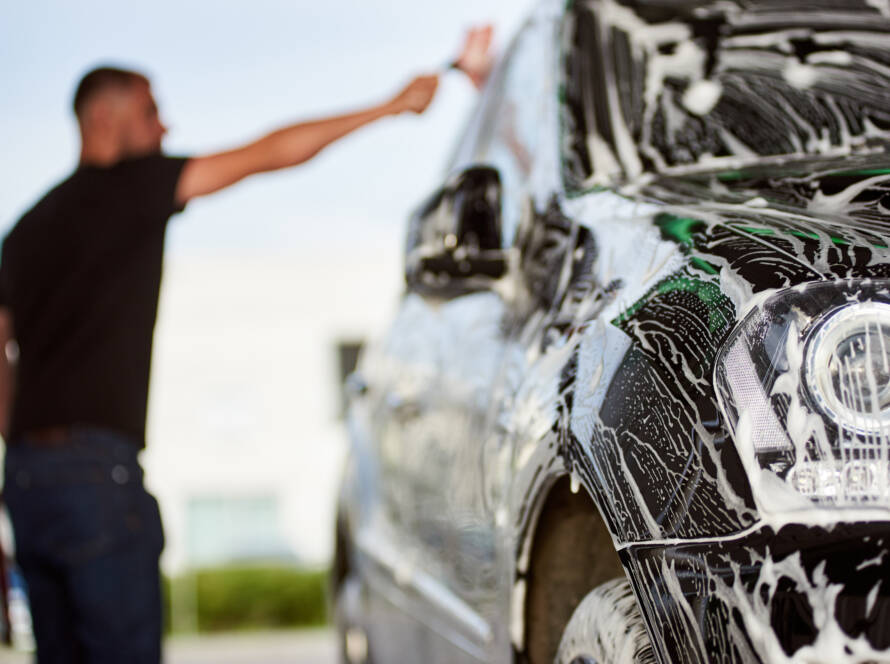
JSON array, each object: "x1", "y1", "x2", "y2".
[
  {"x1": 454, "y1": 25, "x2": 494, "y2": 90},
  {"x1": 387, "y1": 75, "x2": 439, "y2": 115}
]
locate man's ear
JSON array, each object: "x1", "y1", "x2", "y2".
[
  {"x1": 82, "y1": 90, "x2": 128, "y2": 132},
  {"x1": 80, "y1": 98, "x2": 110, "y2": 132}
]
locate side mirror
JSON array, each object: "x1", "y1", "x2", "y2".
[{"x1": 405, "y1": 166, "x2": 508, "y2": 298}]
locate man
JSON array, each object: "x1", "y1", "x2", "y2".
[{"x1": 0, "y1": 28, "x2": 492, "y2": 663}]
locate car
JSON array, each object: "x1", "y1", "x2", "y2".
[{"x1": 332, "y1": 0, "x2": 890, "y2": 662}]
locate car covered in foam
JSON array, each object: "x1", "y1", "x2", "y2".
[{"x1": 333, "y1": 1, "x2": 890, "y2": 662}]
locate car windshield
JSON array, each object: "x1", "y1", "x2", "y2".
[{"x1": 562, "y1": 0, "x2": 890, "y2": 192}]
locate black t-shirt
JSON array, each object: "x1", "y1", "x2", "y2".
[{"x1": 0, "y1": 154, "x2": 188, "y2": 446}]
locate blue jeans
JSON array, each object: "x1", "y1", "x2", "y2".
[{"x1": 3, "y1": 428, "x2": 164, "y2": 664}]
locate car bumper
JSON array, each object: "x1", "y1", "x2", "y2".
[{"x1": 621, "y1": 522, "x2": 890, "y2": 663}]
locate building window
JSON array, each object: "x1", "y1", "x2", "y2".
[{"x1": 186, "y1": 494, "x2": 291, "y2": 567}]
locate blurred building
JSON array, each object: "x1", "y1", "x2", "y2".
[{"x1": 144, "y1": 244, "x2": 402, "y2": 575}]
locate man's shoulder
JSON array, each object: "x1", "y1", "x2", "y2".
[
  {"x1": 110, "y1": 154, "x2": 190, "y2": 214},
  {"x1": 112, "y1": 154, "x2": 188, "y2": 176},
  {"x1": 7, "y1": 155, "x2": 188, "y2": 241},
  {"x1": 4, "y1": 170, "x2": 82, "y2": 245},
  {"x1": 18, "y1": 171, "x2": 76, "y2": 216}
]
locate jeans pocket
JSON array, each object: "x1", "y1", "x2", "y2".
[{"x1": 125, "y1": 488, "x2": 165, "y2": 555}]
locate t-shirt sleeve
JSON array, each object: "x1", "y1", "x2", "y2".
[{"x1": 125, "y1": 154, "x2": 190, "y2": 219}]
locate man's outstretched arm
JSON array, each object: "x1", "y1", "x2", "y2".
[{"x1": 175, "y1": 74, "x2": 438, "y2": 206}]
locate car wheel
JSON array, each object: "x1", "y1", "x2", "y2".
[{"x1": 555, "y1": 578, "x2": 655, "y2": 664}]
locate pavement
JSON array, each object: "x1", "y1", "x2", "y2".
[{"x1": 0, "y1": 628, "x2": 338, "y2": 664}]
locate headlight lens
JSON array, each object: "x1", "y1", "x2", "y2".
[
  {"x1": 806, "y1": 302, "x2": 890, "y2": 432},
  {"x1": 715, "y1": 281, "x2": 890, "y2": 511}
]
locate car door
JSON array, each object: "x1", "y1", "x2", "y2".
[{"x1": 358, "y1": 11, "x2": 562, "y2": 663}]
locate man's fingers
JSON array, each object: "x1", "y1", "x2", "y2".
[{"x1": 464, "y1": 25, "x2": 493, "y2": 55}]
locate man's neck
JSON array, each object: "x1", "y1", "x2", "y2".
[{"x1": 79, "y1": 136, "x2": 123, "y2": 167}]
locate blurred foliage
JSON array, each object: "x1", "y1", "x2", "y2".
[{"x1": 163, "y1": 565, "x2": 329, "y2": 633}]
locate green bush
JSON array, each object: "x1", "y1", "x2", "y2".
[{"x1": 164, "y1": 565, "x2": 329, "y2": 633}]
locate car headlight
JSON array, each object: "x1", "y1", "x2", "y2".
[
  {"x1": 714, "y1": 280, "x2": 890, "y2": 511},
  {"x1": 805, "y1": 302, "x2": 890, "y2": 432}
]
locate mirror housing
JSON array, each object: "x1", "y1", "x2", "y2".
[{"x1": 405, "y1": 166, "x2": 507, "y2": 298}]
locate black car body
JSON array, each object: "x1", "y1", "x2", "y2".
[{"x1": 334, "y1": 1, "x2": 890, "y2": 662}]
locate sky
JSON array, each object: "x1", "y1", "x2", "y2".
[{"x1": 1, "y1": 0, "x2": 533, "y2": 258}]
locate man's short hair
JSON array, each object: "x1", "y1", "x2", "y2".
[{"x1": 73, "y1": 66, "x2": 149, "y2": 117}]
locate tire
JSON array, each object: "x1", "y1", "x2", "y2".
[
  {"x1": 555, "y1": 578, "x2": 655, "y2": 664},
  {"x1": 525, "y1": 480, "x2": 626, "y2": 663}
]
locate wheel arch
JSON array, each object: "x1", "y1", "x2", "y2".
[{"x1": 514, "y1": 474, "x2": 627, "y2": 664}]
